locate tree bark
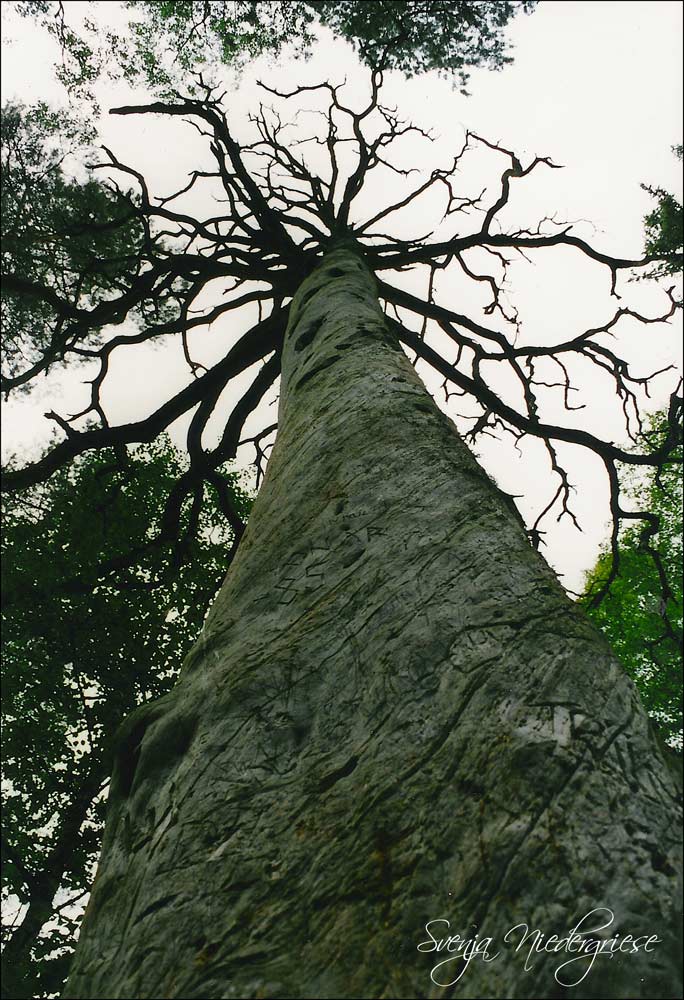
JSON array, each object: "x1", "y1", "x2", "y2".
[{"x1": 65, "y1": 245, "x2": 682, "y2": 1000}]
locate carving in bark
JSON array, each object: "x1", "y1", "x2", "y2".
[{"x1": 3, "y1": 72, "x2": 681, "y2": 999}]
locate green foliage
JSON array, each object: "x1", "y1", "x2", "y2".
[
  {"x1": 1, "y1": 438, "x2": 252, "y2": 998},
  {"x1": 15, "y1": 1, "x2": 103, "y2": 100},
  {"x1": 587, "y1": 151, "x2": 684, "y2": 743},
  {"x1": 639, "y1": 145, "x2": 683, "y2": 284},
  {"x1": 583, "y1": 412, "x2": 683, "y2": 750},
  {"x1": 119, "y1": 1, "x2": 316, "y2": 95},
  {"x1": 1, "y1": 101, "x2": 145, "y2": 388},
  {"x1": 309, "y1": 1, "x2": 537, "y2": 89},
  {"x1": 13, "y1": 1, "x2": 536, "y2": 99}
]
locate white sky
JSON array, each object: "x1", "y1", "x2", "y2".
[{"x1": 1, "y1": 0, "x2": 682, "y2": 591}]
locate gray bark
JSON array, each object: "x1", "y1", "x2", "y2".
[{"x1": 65, "y1": 245, "x2": 682, "y2": 1000}]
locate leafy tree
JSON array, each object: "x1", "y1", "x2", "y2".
[
  {"x1": 1, "y1": 438, "x2": 251, "y2": 999},
  {"x1": 1, "y1": 102, "x2": 146, "y2": 394},
  {"x1": 584, "y1": 152, "x2": 683, "y2": 749},
  {"x1": 638, "y1": 145, "x2": 684, "y2": 284},
  {"x1": 584, "y1": 411, "x2": 683, "y2": 750},
  {"x1": 310, "y1": 0, "x2": 535, "y2": 86},
  {"x1": 12, "y1": 1, "x2": 536, "y2": 101}
]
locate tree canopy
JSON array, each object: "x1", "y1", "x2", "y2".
[
  {"x1": 1, "y1": 102, "x2": 146, "y2": 393},
  {"x1": 12, "y1": 1, "x2": 537, "y2": 102},
  {"x1": 581, "y1": 160, "x2": 683, "y2": 750},
  {"x1": 638, "y1": 145, "x2": 684, "y2": 282}
]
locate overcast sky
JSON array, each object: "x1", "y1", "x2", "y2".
[{"x1": 1, "y1": 0, "x2": 682, "y2": 591}]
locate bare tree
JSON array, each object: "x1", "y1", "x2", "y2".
[{"x1": 3, "y1": 72, "x2": 682, "y2": 999}]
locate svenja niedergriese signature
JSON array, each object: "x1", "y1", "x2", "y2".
[{"x1": 416, "y1": 907, "x2": 662, "y2": 988}]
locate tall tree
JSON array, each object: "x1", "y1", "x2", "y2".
[
  {"x1": 1, "y1": 439, "x2": 251, "y2": 999},
  {"x1": 2, "y1": 67, "x2": 681, "y2": 997}
]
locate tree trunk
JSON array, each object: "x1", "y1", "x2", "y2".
[{"x1": 64, "y1": 245, "x2": 682, "y2": 1000}]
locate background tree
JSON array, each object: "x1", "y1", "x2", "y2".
[
  {"x1": 1, "y1": 101, "x2": 147, "y2": 395},
  {"x1": 584, "y1": 410, "x2": 682, "y2": 750},
  {"x1": 1, "y1": 438, "x2": 251, "y2": 999},
  {"x1": 637, "y1": 145, "x2": 683, "y2": 285},
  {"x1": 12, "y1": 1, "x2": 536, "y2": 103},
  {"x1": 583, "y1": 155, "x2": 683, "y2": 751}
]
